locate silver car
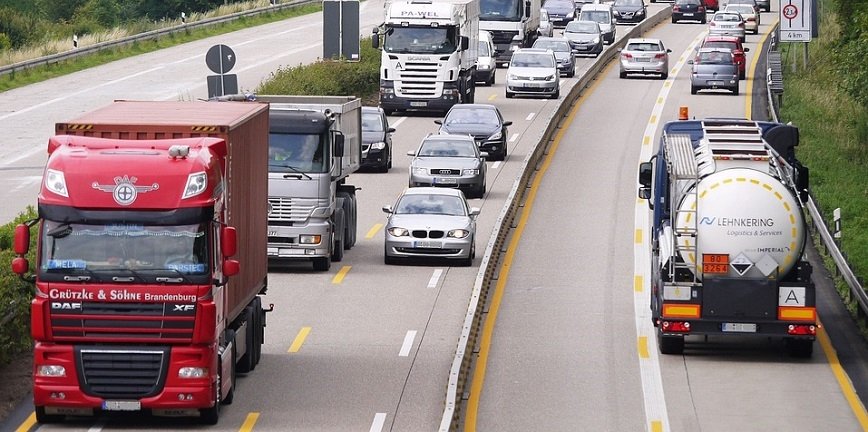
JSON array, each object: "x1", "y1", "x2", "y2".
[
  {"x1": 618, "y1": 38, "x2": 671, "y2": 79},
  {"x1": 708, "y1": 11, "x2": 746, "y2": 42},
  {"x1": 538, "y1": 9, "x2": 555, "y2": 37},
  {"x1": 408, "y1": 134, "x2": 487, "y2": 198},
  {"x1": 723, "y1": 4, "x2": 759, "y2": 34},
  {"x1": 506, "y1": 48, "x2": 560, "y2": 99},
  {"x1": 563, "y1": 20, "x2": 604, "y2": 57},
  {"x1": 689, "y1": 47, "x2": 739, "y2": 95},
  {"x1": 533, "y1": 37, "x2": 576, "y2": 77},
  {"x1": 383, "y1": 187, "x2": 479, "y2": 266}
]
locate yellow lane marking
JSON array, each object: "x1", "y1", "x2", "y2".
[
  {"x1": 239, "y1": 412, "x2": 261, "y2": 432},
  {"x1": 817, "y1": 321, "x2": 868, "y2": 429},
  {"x1": 14, "y1": 413, "x2": 36, "y2": 432},
  {"x1": 634, "y1": 228, "x2": 643, "y2": 244},
  {"x1": 288, "y1": 327, "x2": 312, "y2": 353},
  {"x1": 634, "y1": 275, "x2": 643, "y2": 293},
  {"x1": 649, "y1": 115, "x2": 657, "y2": 124},
  {"x1": 464, "y1": 60, "x2": 616, "y2": 432},
  {"x1": 366, "y1": 223, "x2": 383, "y2": 239},
  {"x1": 488, "y1": 94, "x2": 496, "y2": 101},
  {"x1": 638, "y1": 336, "x2": 649, "y2": 359},
  {"x1": 657, "y1": 97, "x2": 664, "y2": 104},
  {"x1": 332, "y1": 265, "x2": 351, "y2": 284},
  {"x1": 643, "y1": 135, "x2": 651, "y2": 146},
  {"x1": 651, "y1": 420, "x2": 664, "y2": 432},
  {"x1": 745, "y1": 17, "x2": 779, "y2": 118}
]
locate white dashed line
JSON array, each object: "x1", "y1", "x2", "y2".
[
  {"x1": 525, "y1": 112, "x2": 535, "y2": 121},
  {"x1": 390, "y1": 116, "x2": 408, "y2": 127},
  {"x1": 427, "y1": 269, "x2": 443, "y2": 288},
  {"x1": 399, "y1": 330, "x2": 417, "y2": 357},
  {"x1": 369, "y1": 413, "x2": 388, "y2": 432},
  {"x1": 509, "y1": 133, "x2": 519, "y2": 142},
  {"x1": 491, "y1": 161, "x2": 502, "y2": 170}
]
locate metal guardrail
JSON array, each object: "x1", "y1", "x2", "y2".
[
  {"x1": 765, "y1": 25, "x2": 868, "y2": 318},
  {"x1": 438, "y1": 7, "x2": 674, "y2": 431},
  {"x1": 0, "y1": 0, "x2": 318, "y2": 78}
]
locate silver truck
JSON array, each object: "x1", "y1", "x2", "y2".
[{"x1": 258, "y1": 95, "x2": 362, "y2": 271}]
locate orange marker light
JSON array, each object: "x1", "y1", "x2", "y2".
[{"x1": 679, "y1": 106, "x2": 689, "y2": 120}]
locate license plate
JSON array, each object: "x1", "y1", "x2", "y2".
[
  {"x1": 683, "y1": 12, "x2": 693, "y2": 16},
  {"x1": 410, "y1": 101, "x2": 427, "y2": 107},
  {"x1": 709, "y1": 80, "x2": 724, "y2": 86},
  {"x1": 102, "y1": 400, "x2": 141, "y2": 411},
  {"x1": 637, "y1": 57, "x2": 651, "y2": 62},
  {"x1": 435, "y1": 177, "x2": 457, "y2": 184},
  {"x1": 525, "y1": 82, "x2": 543, "y2": 88},
  {"x1": 414, "y1": 240, "x2": 442, "y2": 248},
  {"x1": 722, "y1": 323, "x2": 757, "y2": 333}
]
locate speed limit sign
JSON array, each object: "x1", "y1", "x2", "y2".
[{"x1": 780, "y1": 0, "x2": 812, "y2": 42}]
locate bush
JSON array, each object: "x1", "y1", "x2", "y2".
[{"x1": 0, "y1": 207, "x2": 38, "y2": 366}]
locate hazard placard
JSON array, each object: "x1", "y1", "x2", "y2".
[{"x1": 780, "y1": 0, "x2": 812, "y2": 42}]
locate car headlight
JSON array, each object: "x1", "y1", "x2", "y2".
[
  {"x1": 371, "y1": 141, "x2": 386, "y2": 150},
  {"x1": 447, "y1": 229, "x2": 470, "y2": 239},
  {"x1": 412, "y1": 167, "x2": 428, "y2": 175},
  {"x1": 463, "y1": 169, "x2": 480, "y2": 176},
  {"x1": 508, "y1": 74, "x2": 519, "y2": 80},
  {"x1": 478, "y1": 64, "x2": 491, "y2": 70},
  {"x1": 45, "y1": 169, "x2": 69, "y2": 197},
  {"x1": 388, "y1": 227, "x2": 409, "y2": 237},
  {"x1": 545, "y1": 75, "x2": 555, "y2": 81},
  {"x1": 593, "y1": 37, "x2": 601, "y2": 44},
  {"x1": 488, "y1": 130, "x2": 502, "y2": 141}
]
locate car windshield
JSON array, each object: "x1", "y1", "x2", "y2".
[
  {"x1": 626, "y1": 42, "x2": 663, "y2": 51},
  {"x1": 445, "y1": 107, "x2": 499, "y2": 125},
  {"x1": 269, "y1": 132, "x2": 327, "y2": 173},
  {"x1": 534, "y1": 40, "x2": 571, "y2": 52},
  {"x1": 511, "y1": 53, "x2": 555, "y2": 68},
  {"x1": 478, "y1": 40, "x2": 491, "y2": 56},
  {"x1": 40, "y1": 221, "x2": 210, "y2": 277},
  {"x1": 395, "y1": 194, "x2": 467, "y2": 216},
  {"x1": 704, "y1": 41, "x2": 738, "y2": 51},
  {"x1": 698, "y1": 51, "x2": 733, "y2": 64},
  {"x1": 615, "y1": 0, "x2": 643, "y2": 6},
  {"x1": 715, "y1": 13, "x2": 742, "y2": 22},
  {"x1": 362, "y1": 112, "x2": 384, "y2": 132},
  {"x1": 383, "y1": 25, "x2": 458, "y2": 54},
  {"x1": 582, "y1": 11, "x2": 611, "y2": 24},
  {"x1": 565, "y1": 21, "x2": 599, "y2": 33},
  {"x1": 418, "y1": 139, "x2": 478, "y2": 157},
  {"x1": 726, "y1": 5, "x2": 753, "y2": 14}
]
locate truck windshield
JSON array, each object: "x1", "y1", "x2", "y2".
[
  {"x1": 480, "y1": 0, "x2": 522, "y2": 21},
  {"x1": 384, "y1": 26, "x2": 458, "y2": 55},
  {"x1": 39, "y1": 220, "x2": 210, "y2": 278},
  {"x1": 269, "y1": 132, "x2": 327, "y2": 173}
]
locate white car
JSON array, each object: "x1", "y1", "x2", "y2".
[
  {"x1": 476, "y1": 30, "x2": 497, "y2": 86},
  {"x1": 538, "y1": 9, "x2": 555, "y2": 37},
  {"x1": 505, "y1": 48, "x2": 560, "y2": 99},
  {"x1": 723, "y1": 4, "x2": 759, "y2": 34}
]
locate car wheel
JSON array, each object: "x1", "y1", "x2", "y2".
[
  {"x1": 700, "y1": 17, "x2": 707, "y2": 24},
  {"x1": 458, "y1": 241, "x2": 474, "y2": 267},
  {"x1": 731, "y1": 85, "x2": 739, "y2": 95},
  {"x1": 619, "y1": 70, "x2": 627, "y2": 79},
  {"x1": 691, "y1": 85, "x2": 698, "y2": 95},
  {"x1": 740, "y1": 70, "x2": 746, "y2": 80},
  {"x1": 672, "y1": 17, "x2": 677, "y2": 23},
  {"x1": 552, "y1": 87, "x2": 560, "y2": 99},
  {"x1": 567, "y1": 69, "x2": 575, "y2": 78},
  {"x1": 383, "y1": 108, "x2": 395, "y2": 116},
  {"x1": 387, "y1": 150, "x2": 393, "y2": 169},
  {"x1": 661, "y1": 72, "x2": 669, "y2": 80},
  {"x1": 506, "y1": 91, "x2": 513, "y2": 99}
]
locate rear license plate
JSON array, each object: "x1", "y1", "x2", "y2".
[
  {"x1": 637, "y1": 57, "x2": 651, "y2": 62},
  {"x1": 722, "y1": 323, "x2": 757, "y2": 333},
  {"x1": 102, "y1": 400, "x2": 141, "y2": 411},
  {"x1": 435, "y1": 177, "x2": 457, "y2": 184},
  {"x1": 709, "y1": 80, "x2": 724, "y2": 86},
  {"x1": 683, "y1": 12, "x2": 694, "y2": 16},
  {"x1": 410, "y1": 101, "x2": 427, "y2": 107},
  {"x1": 414, "y1": 240, "x2": 442, "y2": 248}
]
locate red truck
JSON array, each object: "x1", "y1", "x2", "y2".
[{"x1": 11, "y1": 100, "x2": 271, "y2": 424}]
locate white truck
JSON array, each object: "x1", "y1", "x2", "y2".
[
  {"x1": 638, "y1": 116, "x2": 816, "y2": 357},
  {"x1": 479, "y1": 0, "x2": 540, "y2": 66},
  {"x1": 373, "y1": 0, "x2": 480, "y2": 115},
  {"x1": 258, "y1": 95, "x2": 361, "y2": 271}
]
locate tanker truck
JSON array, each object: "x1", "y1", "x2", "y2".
[
  {"x1": 637, "y1": 116, "x2": 815, "y2": 357},
  {"x1": 12, "y1": 101, "x2": 270, "y2": 424}
]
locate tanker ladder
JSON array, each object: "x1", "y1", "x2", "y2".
[{"x1": 662, "y1": 133, "x2": 706, "y2": 285}]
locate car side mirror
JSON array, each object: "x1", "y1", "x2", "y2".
[
  {"x1": 434, "y1": 120, "x2": 443, "y2": 125},
  {"x1": 470, "y1": 207, "x2": 481, "y2": 217},
  {"x1": 382, "y1": 205, "x2": 393, "y2": 214},
  {"x1": 503, "y1": 120, "x2": 513, "y2": 126},
  {"x1": 388, "y1": 127, "x2": 396, "y2": 133},
  {"x1": 667, "y1": 48, "x2": 672, "y2": 53},
  {"x1": 407, "y1": 150, "x2": 416, "y2": 156},
  {"x1": 687, "y1": 59, "x2": 694, "y2": 65},
  {"x1": 743, "y1": 47, "x2": 750, "y2": 52},
  {"x1": 617, "y1": 47, "x2": 622, "y2": 52}
]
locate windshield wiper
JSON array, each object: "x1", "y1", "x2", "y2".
[
  {"x1": 47, "y1": 223, "x2": 72, "y2": 238},
  {"x1": 269, "y1": 163, "x2": 313, "y2": 180},
  {"x1": 135, "y1": 268, "x2": 192, "y2": 284},
  {"x1": 89, "y1": 268, "x2": 147, "y2": 283}
]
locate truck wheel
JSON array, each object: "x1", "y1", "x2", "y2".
[
  {"x1": 785, "y1": 338, "x2": 814, "y2": 358},
  {"x1": 657, "y1": 330, "x2": 684, "y2": 355},
  {"x1": 332, "y1": 238, "x2": 344, "y2": 262},
  {"x1": 313, "y1": 256, "x2": 331, "y2": 271},
  {"x1": 35, "y1": 406, "x2": 64, "y2": 424},
  {"x1": 199, "y1": 383, "x2": 220, "y2": 425}
]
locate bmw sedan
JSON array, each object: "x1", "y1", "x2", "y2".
[
  {"x1": 436, "y1": 104, "x2": 512, "y2": 161},
  {"x1": 383, "y1": 187, "x2": 479, "y2": 266},
  {"x1": 408, "y1": 134, "x2": 487, "y2": 198}
]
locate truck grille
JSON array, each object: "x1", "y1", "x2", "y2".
[
  {"x1": 51, "y1": 302, "x2": 196, "y2": 343},
  {"x1": 269, "y1": 197, "x2": 315, "y2": 222},
  {"x1": 77, "y1": 346, "x2": 169, "y2": 399},
  {"x1": 396, "y1": 61, "x2": 440, "y2": 98}
]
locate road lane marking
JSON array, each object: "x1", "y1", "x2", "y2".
[
  {"x1": 332, "y1": 265, "x2": 351, "y2": 284},
  {"x1": 465, "y1": 59, "x2": 617, "y2": 432},
  {"x1": 370, "y1": 413, "x2": 388, "y2": 432},
  {"x1": 818, "y1": 322, "x2": 868, "y2": 429},
  {"x1": 491, "y1": 161, "x2": 502, "y2": 169},
  {"x1": 288, "y1": 327, "x2": 311, "y2": 353},
  {"x1": 652, "y1": 421, "x2": 663, "y2": 432},
  {"x1": 643, "y1": 135, "x2": 651, "y2": 146},
  {"x1": 634, "y1": 275, "x2": 643, "y2": 293},
  {"x1": 239, "y1": 412, "x2": 260, "y2": 432},
  {"x1": 525, "y1": 112, "x2": 535, "y2": 121},
  {"x1": 488, "y1": 94, "x2": 496, "y2": 101},
  {"x1": 634, "y1": 228, "x2": 643, "y2": 244},
  {"x1": 399, "y1": 330, "x2": 417, "y2": 357},
  {"x1": 427, "y1": 269, "x2": 443, "y2": 288},
  {"x1": 366, "y1": 223, "x2": 383, "y2": 239},
  {"x1": 638, "y1": 336, "x2": 650, "y2": 359},
  {"x1": 745, "y1": 17, "x2": 778, "y2": 119},
  {"x1": 14, "y1": 413, "x2": 35, "y2": 432},
  {"x1": 509, "y1": 133, "x2": 519, "y2": 143},
  {"x1": 390, "y1": 116, "x2": 408, "y2": 128}
]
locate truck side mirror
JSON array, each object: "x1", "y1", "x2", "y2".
[
  {"x1": 222, "y1": 226, "x2": 237, "y2": 258},
  {"x1": 372, "y1": 28, "x2": 380, "y2": 49},
  {"x1": 223, "y1": 259, "x2": 240, "y2": 277},
  {"x1": 334, "y1": 133, "x2": 345, "y2": 157},
  {"x1": 12, "y1": 257, "x2": 29, "y2": 275},
  {"x1": 14, "y1": 224, "x2": 30, "y2": 255},
  {"x1": 525, "y1": 0, "x2": 531, "y2": 17},
  {"x1": 795, "y1": 164, "x2": 809, "y2": 203},
  {"x1": 638, "y1": 161, "x2": 654, "y2": 208},
  {"x1": 460, "y1": 36, "x2": 469, "y2": 51}
]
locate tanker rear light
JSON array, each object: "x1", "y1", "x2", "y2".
[
  {"x1": 702, "y1": 253, "x2": 728, "y2": 275},
  {"x1": 661, "y1": 320, "x2": 691, "y2": 333},
  {"x1": 778, "y1": 306, "x2": 816, "y2": 322},
  {"x1": 662, "y1": 303, "x2": 700, "y2": 319},
  {"x1": 787, "y1": 324, "x2": 817, "y2": 336},
  {"x1": 678, "y1": 106, "x2": 689, "y2": 120}
]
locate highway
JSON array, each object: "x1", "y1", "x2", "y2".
[{"x1": 1, "y1": 0, "x2": 866, "y2": 431}]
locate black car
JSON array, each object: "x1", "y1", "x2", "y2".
[
  {"x1": 672, "y1": 0, "x2": 707, "y2": 23},
  {"x1": 541, "y1": 0, "x2": 577, "y2": 27},
  {"x1": 435, "y1": 104, "x2": 512, "y2": 161},
  {"x1": 613, "y1": 0, "x2": 647, "y2": 24},
  {"x1": 361, "y1": 106, "x2": 395, "y2": 172}
]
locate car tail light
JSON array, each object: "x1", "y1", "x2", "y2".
[
  {"x1": 622, "y1": 52, "x2": 633, "y2": 59},
  {"x1": 654, "y1": 53, "x2": 666, "y2": 59},
  {"x1": 698, "y1": 6, "x2": 705, "y2": 12},
  {"x1": 709, "y1": 21, "x2": 716, "y2": 26},
  {"x1": 746, "y1": 17, "x2": 756, "y2": 22},
  {"x1": 738, "y1": 22, "x2": 745, "y2": 28}
]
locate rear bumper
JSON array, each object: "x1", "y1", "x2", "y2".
[{"x1": 658, "y1": 319, "x2": 816, "y2": 339}]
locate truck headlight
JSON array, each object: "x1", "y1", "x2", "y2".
[
  {"x1": 478, "y1": 64, "x2": 490, "y2": 70},
  {"x1": 45, "y1": 169, "x2": 69, "y2": 197},
  {"x1": 447, "y1": 229, "x2": 470, "y2": 238},
  {"x1": 463, "y1": 169, "x2": 480, "y2": 176},
  {"x1": 299, "y1": 235, "x2": 322, "y2": 244},
  {"x1": 387, "y1": 227, "x2": 409, "y2": 237},
  {"x1": 182, "y1": 172, "x2": 207, "y2": 199},
  {"x1": 36, "y1": 365, "x2": 66, "y2": 377},
  {"x1": 380, "y1": 87, "x2": 394, "y2": 94},
  {"x1": 178, "y1": 367, "x2": 208, "y2": 378},
  {"x1": 371, "y1": 142, "x2": 386, "y2": 150},
  {"x1": 442, "y1": 88, "x2": 459, "y2": 96}
]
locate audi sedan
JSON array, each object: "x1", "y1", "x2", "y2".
[
  {"x1": 408, "y1": 134, "x2": 487, "y2": 198},
  {"x1": 436, "y1": 104, "x2": 512, "y2": 161},
  {"x1": 383, "y1": 187, "x2": 479, "y2": 266}
]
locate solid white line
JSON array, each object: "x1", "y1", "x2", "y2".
[
  {"x1": 399, "y1": 330, "x2": 417, "y2": 357},
  {"x1": 370, "y1": 412, "x2": 388, "y2": 432},
  {"x1": 632, "y1": 30, "x2": 706, "y2": 432},
  {"x1": 525, "y1": 112, "x2": 535, "y2": 121},
  {"x1": 427, "y1": 269, "x2": 443, "y2": 288},
  {"x1": 87, "y1": 418, "x2": 107, "y2": 432},
  {"x1": 509, "y1": 133, "x2": 519, "y2": 142},
  {"x1": 491, "y1": 161, "x2": 502, "y2": 170}
]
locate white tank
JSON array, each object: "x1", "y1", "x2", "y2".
[{"x1": 675, "y1": 167, "x2": 805, "y2": 280}]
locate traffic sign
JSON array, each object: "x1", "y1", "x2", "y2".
[
  {"x1": 205, "y1": 44, "x2": 237, "y2": 74},
  {"x1": 780, "y1": 0, "x2": 812, "y2": 42}
]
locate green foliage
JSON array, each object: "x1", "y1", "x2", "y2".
[
  {"x1": 0, "y1": 33, "x2": 11, "y2": 51},
  {"x1": 0, "y1": 207, "x2": 38, "y2": 366},
  {"x1": 829, "y1": 0, "x2": 868, "y2": 109},
  {"x1": 0, "y1": 6, "x2": 47, "y2": 48},
  {"x1": 256, "y1": 37, "x2": 380, "y2": 99},
  {"x1": 75, "y1": 0, "x2": 122, "y2": 28}
]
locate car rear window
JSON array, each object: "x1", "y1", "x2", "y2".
[
  {"x1": 703, "y1": 41, "x2": 738, "y2": 51},
  {"x1": 698, "y1": 51, "x2": 733, "y2": 64},
  {"x1": 626, "y1": 42, "x2": 662, "y2": 51}
]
